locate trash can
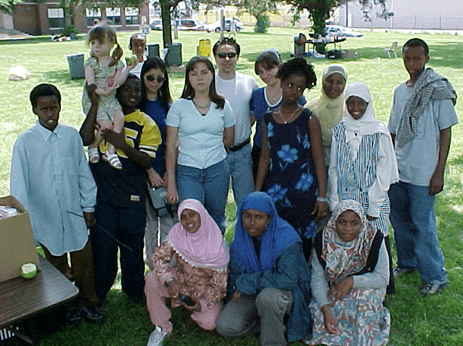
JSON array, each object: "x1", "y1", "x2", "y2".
[
  {"x1": 66, "y1": 54, "x2": 85, "y2": 79},
  {"x1": 147, "y1": 44, "x2": 160, "y2": 58},
  {"x1": 197, "y1": 39, "x2": 211, "y2": 57},
  {"x1": 165, "y1": 43, "x2": 182, "y2": 66}
]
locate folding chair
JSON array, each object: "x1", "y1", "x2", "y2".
[{"x1": 383, "y1": 41, "x2": 398, "y2": 58}]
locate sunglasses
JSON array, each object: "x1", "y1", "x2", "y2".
[
  {"x1": 146, "y1": 75, "x2": 165, "y2": 83},
  {"x1": 217, "y1": 52, "x2": 237, "y2": 59}
]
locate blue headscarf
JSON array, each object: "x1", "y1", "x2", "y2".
[{"x1": 231, "y1": 192, "x2": 301, "y2": 273}]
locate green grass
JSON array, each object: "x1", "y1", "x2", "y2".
[{"x1": 1, "y1": 27, "x2": 463, "y2": 345}]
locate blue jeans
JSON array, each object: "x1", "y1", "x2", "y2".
[
  {"x1": 388, "y1": 181, "x2": 447, "y2": 284},
  {"x1": 177, "y1": 159, "x2": 230, "y2": 233},
  {"x1": 227, "y1": 143, "x2": 254, "y2": 213}
]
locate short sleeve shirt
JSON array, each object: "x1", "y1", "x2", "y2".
[
  {"x1": 388, "y1": 82, "x2": 458, "y2": 186},
  {"x1": 166, "y1": 99, "x2": 235, "y2": 169}
]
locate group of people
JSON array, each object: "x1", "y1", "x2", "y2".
[{"x1": 9, "y1": 22, "x2": 457, "y2": 346}]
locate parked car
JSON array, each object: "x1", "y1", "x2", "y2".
[
  {"x1": 178, "y1": 19, "x2": 205, "y2": 31},
  {"x1": 205, "y1": 18, "x2": 243, "y2": 33},
  {"x1": 325, "y1": 25, "x2": 364, "y2": 37},
  {"x1": 150, "y1": 19, "x2": 162, "y2": 30}
]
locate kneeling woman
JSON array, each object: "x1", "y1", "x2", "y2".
[
  {"x1": 307, "y1": 200, "x2": 390, "y2": 346},
  {"x1": 144, "y1": 199, "x2": 229, "y2": 345},
  {"x1": 216, "y1": 192, "x2": 311, "y2": 345}
]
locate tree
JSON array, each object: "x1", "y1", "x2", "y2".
[
  {"x1": 1, "y1": 0, "x2": 22, "y2": 15},
  {"x1": 198, "y1": 0, "x2": 278, "y2": 33}
]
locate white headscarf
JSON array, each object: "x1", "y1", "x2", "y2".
[{"x1": 342, "y1": 82, "x2": 388, "y2": 136}]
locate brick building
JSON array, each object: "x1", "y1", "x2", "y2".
[{"x1": 6, "y1": 0, "x2": 149, "y2": 35}]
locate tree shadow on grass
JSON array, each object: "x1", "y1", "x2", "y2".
[
  {"x1": 241, "y1": 43, "x2": 462, "y2": 70},
  {"x1": 43, "y1": 70, "x2": 85, "y2": 86}
]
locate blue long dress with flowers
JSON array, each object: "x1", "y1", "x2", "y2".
[{"x1": 263, "y1": 108, "x2": 318, "y2": 239}]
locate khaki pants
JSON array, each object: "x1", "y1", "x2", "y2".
[
  {"x1": 42, "y1": 240, "x2": 99, "y2": 310},
  {"x1": 216, "y1": 288, "x2": 293, "y2": 346}
]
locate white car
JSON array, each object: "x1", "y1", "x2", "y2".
[
  {"x1": 205, "y1": 18, "x2": 243, "y2": 33},
  {"x1": 325, "y1": 25, "x2": 364, "y2": 37}
]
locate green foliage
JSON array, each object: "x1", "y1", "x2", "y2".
[
  {"x1": 0, "y1": 0, "x2": 22, "y2": 14},
  {"x1": 61, "y1": 24, "x2": 79, "y2": 37},
  {"x1": 254, "y1": 14, "x2": 270, "y2": 33}
]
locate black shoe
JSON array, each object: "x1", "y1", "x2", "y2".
[
  {"x1": 80, "y1": 305, "x2": 104, "y2": 323},
  {"x1": 66, "y1": 310, "x2": 82, "y2": 328}
]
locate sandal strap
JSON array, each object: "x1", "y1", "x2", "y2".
[{"x1": 105, "y1": 153, "x2": 122, "y2": 169}]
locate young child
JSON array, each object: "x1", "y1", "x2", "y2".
[
  {"x1": 255, "y1": 57, "x2": 327, "y2": 259},
  {"x1": 250, "y1": 50, "x2": 306, "y2": 180},
  {"x1": 328, "y1": 82, "x2": 399, "y2": 293},
  {"x1": 10, "y1": 83, "x2": 102, "y2": 326},
  {"x1": 82, "y1": 23, "x2": 135, "y2": 169},
  {"x1": 388, "y1": 38, "x2": 457, "y2": 295}
]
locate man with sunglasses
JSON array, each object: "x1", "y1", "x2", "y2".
[{"x1": 213, "y1": 37, "x2": 258, "y2": 212}]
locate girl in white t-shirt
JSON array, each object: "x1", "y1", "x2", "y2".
[{"x1": 165, "y1": 56, "x2": 235, "y2": 232}]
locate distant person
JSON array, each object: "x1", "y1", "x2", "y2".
[
  {"x1": 328, "y1": 82, "x2": 399, "y2": 294},
  {"x1": 165, "y1": 56, "x2": 235, "y2": 233},
  {"x1": 140, "y1": 57, "x2": 177, "y2": 269},
  {"x1": 305, "y1": 64, "x2": 347, "y2": 167},
  {"x1": 213, "y1": 37, "x2": 258, "y2": 212},
  {"x1": 388, "y1": 38, "x2": 457, "y2": 295},
  {"x1": 129, "y1": 33, "x2": 147, "y2": 78},
  {"x1": 307, "y1": 200, "x2": 390, "y2": 346},
  {"x1": 80, "y1": 75, "x2": 162, "y2": 306},
  {"x1": 255, "y1": 57, "x2": 327, "y2": 259},
  {"x1": 82, "y1": 23, "x2": 136, "y2": 169},
  {"x1": 10, "y1": 83, "x2": 102, "y2": 327},
  {"x1": 145, "y1": 199, "x2": 229, "y2": 346},
  {"x1": 216, "y1": 192, "x2": 312, "y2": 345},
  {"x1": 250, "y1": 49, "x2": 306, "y2": 180}
]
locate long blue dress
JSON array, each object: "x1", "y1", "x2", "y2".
[{"x1": 263, "y1": 108, "x2": 318, "y2": 239}]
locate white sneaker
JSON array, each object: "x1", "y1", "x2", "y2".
[{"x1": 147, "y1": 326, "x2": 169, "y2": 346}]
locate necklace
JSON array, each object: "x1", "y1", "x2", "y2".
[
  {"x1": 193, "y1": 99, "x2": 211, "y2": 109},
  {"x1": 266, "y1": 87, "x2": 282, "y2": 104},
  {"x1": 276, "y1": 105, "x2": 301, "y2": 124}
]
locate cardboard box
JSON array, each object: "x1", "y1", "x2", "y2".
[{"x1": 0, "y1": 196, "x2": 40, "y2": 283}]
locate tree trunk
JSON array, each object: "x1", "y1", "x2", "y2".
[{"x1": 160, "y1": 0, "x2": 172, "y2": 48}]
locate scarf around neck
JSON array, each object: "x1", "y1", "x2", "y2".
[
  {"x1": 396, "y1": 68, "x2": 457, "y2": 147},
  {"x1": 231, "y1": 192, "x2": 301, "y2": 273},
  {"x1": 306, "y1": 64, "x2": 347, "y2": 146},
  {"x1": 168, "y1": 199, "x2": 229, "y2": 271}
]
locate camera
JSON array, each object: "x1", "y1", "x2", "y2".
[{"x1": 148, "y1": 186, "x2": 169, "y2": 217}]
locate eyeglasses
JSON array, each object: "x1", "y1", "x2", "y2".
[
  {"x1": 217, "y1": 52, "x2": 237, "y2": 59},
  {"x1": 146, "y1": 75, "x2": 165, "y2": 83}
]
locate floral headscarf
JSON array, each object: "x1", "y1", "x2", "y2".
[{"x1": 321, "y1": 200, "x2": 377, "y2": 285}]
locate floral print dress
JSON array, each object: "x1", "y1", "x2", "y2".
[{"x1": 263, "y1": 108, "x2": 318, "y2": 239}]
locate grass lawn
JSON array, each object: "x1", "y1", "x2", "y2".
[{"x1": 1, "y1": 27, "x2": 463, "y2": 345}]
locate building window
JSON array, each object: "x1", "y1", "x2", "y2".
[
  {"x1": 106, "y1": 8, "x2": 121, "y2": 26},
  {"x1": 48, "y1": 8, "x2": 65, "y2": 29},
  {"x1": 86, "y1": 8, "x2": 102, "y2": 27},
  {"x1": 125, "y1": 7, "x2": 140, "y2": 25}
]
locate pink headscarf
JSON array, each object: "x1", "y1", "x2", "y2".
[{"x1": 167, "y1": 199, "x2": 229, "y2": 270}]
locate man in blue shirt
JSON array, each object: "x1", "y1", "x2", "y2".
[{"x1": 10, "y1": 83, "x2": 102, "y2": 326}]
